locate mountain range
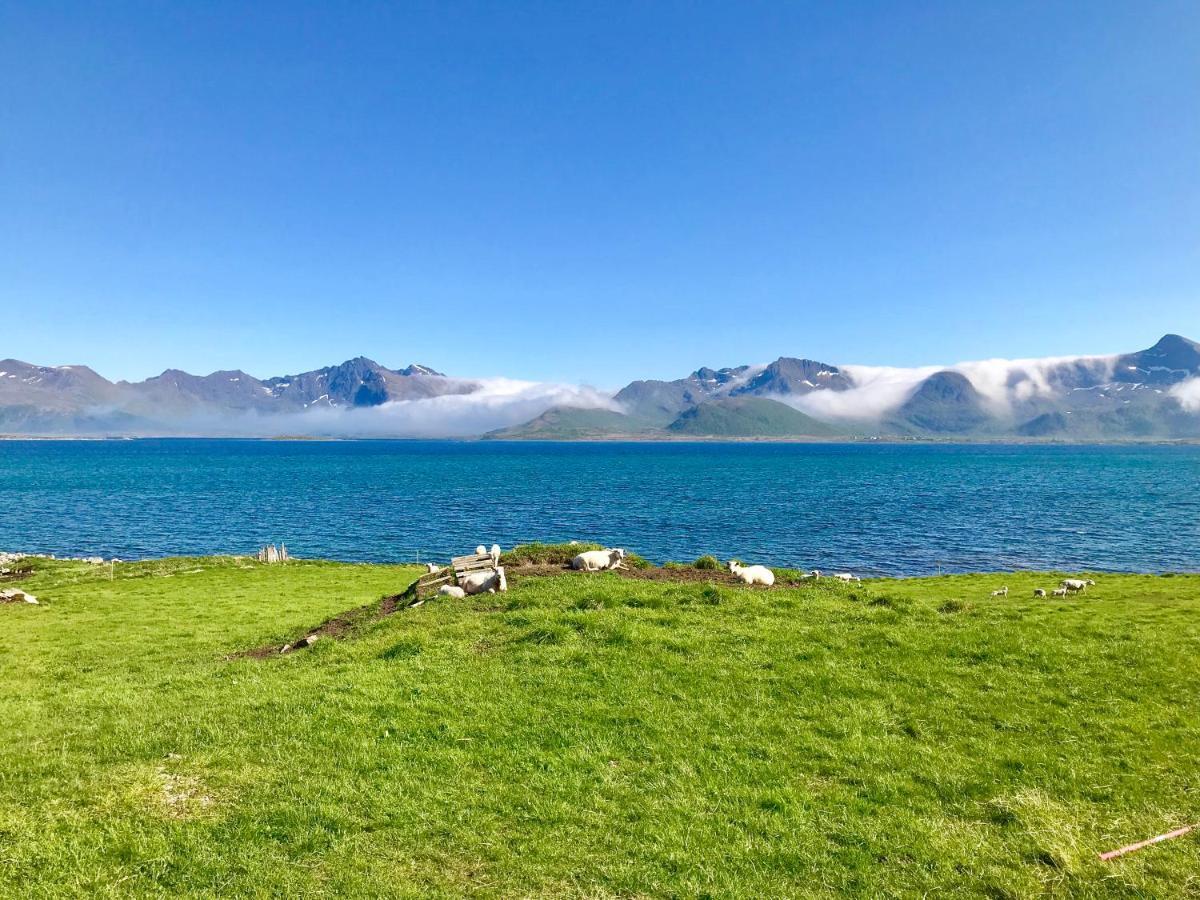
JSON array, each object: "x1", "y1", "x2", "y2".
[{"x1": 3, "y1": 334, "x2": 1199, "y2": 440}]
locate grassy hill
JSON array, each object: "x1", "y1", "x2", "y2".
[
  {"x1": 484, "y1": 406, "x2": 659, "y2": 439},
  {"x1": 666, "y1": 396, "x2": 844, "y2": 437},
  {"x1": 2, "y1": 556, "x2": 1198, "y2": 896}
]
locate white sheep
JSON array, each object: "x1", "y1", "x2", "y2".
[
  {"x1": 438, "y1": 585, "x2": 466, "y2": 599},
  {"x1": 425, "y1": 562, "x2": 440, "y2": 574},
  {"x1": 991, "y1": 586, "x2": 1008, "y2": 597},
  {"x1": 1052, "y1": 586, "x2": 1069, "y2": 597},
  {"x1": 800, "y1": 569, "x2": 821, "y2": 580},
  {"x1": 1033, "y1": 588, "x2": 1046, "y2": 598},
  {"x1": 572, "y1": 548, "x2": 627, "y2": 571},
  {"x1": 475, "y1": 545, "x2": 487, "y2": 556},
  {"x1": 489, "y1": 544, "x2": 501, "y2": 566},
  {"x1": 460, "y1": 566, "x2": 507, "y2": 595},
  {"x1": 1060, "y1": 578, "x2": 1095, "y2": 593},
  {"x1": 728, "y1": 560, "x2": 775, "y2": 586},
  {"x1": 832, "y1": 572, "x2": 860, "y2": 583}
]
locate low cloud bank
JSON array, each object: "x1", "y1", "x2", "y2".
[
  {"x1": 781, "y1": 355, "x2": 1117, "y2": 422},
  {"x1": 1169, "y1": 376, "x2": 1200, "y2": 412},
  {"x1": 97, "y1": 378, "x2": 619, "y2": 438}
]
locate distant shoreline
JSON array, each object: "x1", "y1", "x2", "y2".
[{"x1": 3, "y1": 433, "x2": 1200, "y2": 446}]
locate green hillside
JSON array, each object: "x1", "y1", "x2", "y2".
[
  {"x1": 484, "y1": 406, "x2": 658, "y2": 439},
  {"x1": 1, "y1": 555, "x2": 1197, "y2": 896},
  {"x1": 666, "y1": 396, "x2": 844, "y2": 437}
]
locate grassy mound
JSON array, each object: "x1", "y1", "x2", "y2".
[
  {"x1": 1, "y1": 557, "x2": 1198, "y2": 896},
  {"x1": 666, "y1": 396, "x2": 844, "y2": 437},
  {"x1": 500, "y1": 541, "x2": 651, "y2": 569}
]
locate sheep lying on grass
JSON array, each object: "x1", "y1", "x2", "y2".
[
  {"x1": 460, "y1": 567, "x2": 507, "y2": 595},
  {"x1": 438, "y1": 585, "x2": 466, "y2": 599},
  {"x1": 572, "y1": 549, "x2": 627, "y2": 572},
  {"x1": 728, "y1": 560, "x2": 775, "y2": 586},
  {"x1": 832, "y1": 572, "x2": 861, "y2": 584}
]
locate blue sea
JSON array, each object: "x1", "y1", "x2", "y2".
[{"x1": 0, "y1": 439, "x2": 1197, "y2": 575}]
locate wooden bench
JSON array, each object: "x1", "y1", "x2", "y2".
[
  {"x1": 402, "y1": 552, "x2": 499, "y2": 606},
  {"x1": 451, "y1": 552, "x2": 498, "y2": 580}
]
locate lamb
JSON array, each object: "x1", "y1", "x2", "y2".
[
  {"x1": 801, "y1": 569, "x2": 821, "y2": 580},
  {"x1": 991, "y1": 586, "x2": 1008, "y2": 597},
  {"x1": 459, "y1": 566, "x2": 507, "y2": 595},
  {"x1": 728, "y1": 560, "x2": 775, "y2": 586},
  {"x1": 832, "y1": 572, "x2": 860, "y2": 583},
  {"x1": 572, "y1": 548, "x2": 627, "y2": 572},
  {"x1": 1052, "y1": 586, "x2": 1069, "y2": 597},
  {"x1": 1033, "y1": 588, "x2": 1046, "y2": 598},
  {"x1": 1060, "y1": 578, "x2": 1096, "y2": 593},
  {"x1": 438, "y1": 585, "x2": 466, "y2": 599},
  {"x1": 489, "y1": 544, "x2": 502, "y2": 566}
]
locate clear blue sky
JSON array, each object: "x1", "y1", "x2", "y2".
[{"x1": 2, "y1": 1, "x2": 1197, "y2": 386}]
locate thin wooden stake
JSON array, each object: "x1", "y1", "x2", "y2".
[{"x1": 1099, "y1": 824, "x2": 1195, "y2": 861}]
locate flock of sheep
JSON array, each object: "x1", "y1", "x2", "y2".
[
  {"x1": 429, "y1": 544, "x2": 632, "y2": 599},
  {"x1": 418, "y1": 544, "x2": 1100, "y2": 605},
  {"x1": 420, "y1": 542, "x2": 873, "y2": 597},
  {"x1": 992, "y1": 578, "x2": 1097, "y2": 598}
]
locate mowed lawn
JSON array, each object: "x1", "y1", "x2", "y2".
[{"x1": 1, "y1": 558, "x2": 1198, "y2": 898}]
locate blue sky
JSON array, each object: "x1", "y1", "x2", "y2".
[{"x1": 2, "y1": 1, "x2": 1197, "y2": 386}]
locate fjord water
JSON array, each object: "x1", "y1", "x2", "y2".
[{"x1": 1, "y1": 439, "x2": 1197, "y2": 575}]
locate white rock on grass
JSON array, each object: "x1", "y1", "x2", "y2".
[{"x1": 0, "y1": 588, "x2": 37, "y2": 604}]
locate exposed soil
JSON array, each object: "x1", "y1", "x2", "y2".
[
  {"x1": 231, "y1": 593, "x2": 406, "y2": 659},
  {"x1": 505, "y1": 563, "x2": 800, "y2": 587}
]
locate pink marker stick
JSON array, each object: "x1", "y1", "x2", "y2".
[{"x1": 1099, "y1": 824, "x2": 1195, "y2": 861}]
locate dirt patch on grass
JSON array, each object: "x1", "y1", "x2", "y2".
[
  {"x1": 231, "y1": 592, "x2": 408, "y2": 659},
  {"x1": 153, "y1": 767, "x2": 215, "y2": 819},
  {"x1": 624, "y1": 567, "x2": 750, "y2": 586},
  {"x1": 506, "y1": 563, "x2": 790, "y2": 587}
]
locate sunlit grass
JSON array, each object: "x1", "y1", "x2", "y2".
[{"x1": 1, "y1": 557, "x2": 1197, "y2": 897}]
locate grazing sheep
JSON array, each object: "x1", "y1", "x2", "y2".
[
  {"x1": 1033, "y1": 588, "x2": 1046, "y2": 598},
  {"x1": 425, "y1": 562, "x2": 440, "y2": 574},
  {"x1": 991, "y1": 586, "x2": 1009, "y2": 597},
  {"x1": 460, "y1": 566, "x2": 507, "y2": 595},
  {"x1": 728, "y1": 560, "x2": 775, "y2": 586},
  {"x1": 489, "y1": 544, "x2": 502, "y2": 566},
  {"x1": 832, "y1": 572, "x2": 860, "y2": 583},
  {"x1": 438, "y1": 585, "x2": 466, "y2": 599},
  {"x1": 1052, "y1": 586, "x2": 1069, "y2": 597},
  {"x1": 1060, "y1": 578, "x2": 1096, "y2": 593},
  {"x1": 572, "y1": 548, "x2": 627, "y2": 572}
]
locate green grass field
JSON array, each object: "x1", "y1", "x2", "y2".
[{"x1": 2, "y1": 556, "x2": 1198, "y2": 897}]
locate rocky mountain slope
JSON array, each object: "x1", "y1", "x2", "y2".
[
  {"x1": 3, "y1": 335, "x2": 1198, "y2": 439},
  {"x1": 0, "y1": 357, "x2": 470, "y2": 434}
]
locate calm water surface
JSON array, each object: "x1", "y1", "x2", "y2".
[{"x1": 0, "y1": 440, "x2": 1197, "y2": 575}]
